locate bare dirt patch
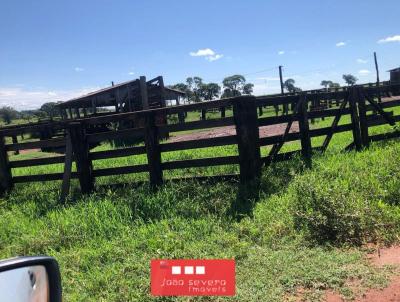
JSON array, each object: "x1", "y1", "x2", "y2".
[
  {"x1": 325, "y1": 246, "x2": 400, "y2": 302},
  {"x1": 168, "y1": 122, "x2": 299, "y2": 143}
]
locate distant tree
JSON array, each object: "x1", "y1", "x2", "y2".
[
  {"x1": 200, "y1": 83, "x2": 221, "y2": 100},
  {"x1": 40, "y1": 102, "x2": 59, "y2": 119},
  {"x1": 243, "y1": 83, "x2": 254, "y2": 95},
  {"x1": 320, "y1": 80, "x2": 333, "y2": 89},
  {"x1": 283, "y1": 78, "x2": 303, "y2": 93},
  {"x1": 342, "y1": 74, "x2": 358, "y2": 86},
  {"x1": 221, "y1": 75, "x2": 254, "y2": 98},
  {"x1": 0, "y1": 106, "x2": 18, "y2": 124},
  {"x1": 328, "y1": 82, "x2": 341, "y2": 89},
  {"x1": 186, "y1": 77, "x2": 204, "y2": 103}
]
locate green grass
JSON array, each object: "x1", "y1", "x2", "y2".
[{"x1": 1, "y1": 111, "x2": 400, "y2": 301}]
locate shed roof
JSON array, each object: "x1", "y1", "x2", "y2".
[
  {"x1": 388, "y1": 67, "x2": 400, "y2": 72},
  {"x1": 57, "y1": 77, "x2": 185, "y2": 109}
]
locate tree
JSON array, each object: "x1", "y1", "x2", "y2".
[
  {"x1": 328, "y1": 82, "x2": 341, "y2": 89},
  {"x1": 221, "y1": 75, "x2": 254, "y2": 98},
  {"x1": 40, "y1": 102, "x2": 59, "y2": 119},
  {"x1": 283, "y1": 79, "x2": 295, "y2": 93},
  {"x1": 0, "y1": 106, "x2": 18, "y2": 124},
  {"x1": 320, "y1": 80, "x2": 333, "y2": 89},
  {"x1": 186, "y1": 77, "x2": 204, "y2": 103},
  {"x1": 243, "y1": 83, "x2": 254, "y2": 95},
  {"x1": 199, "y1": 83, "x2": 221, "y2": 100},
  {"x1": 342, "y1": 74, "x2": 358, "y2": 86}
]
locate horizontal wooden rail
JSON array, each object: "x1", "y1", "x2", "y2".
[
  {"x1": 308, "y1": 108, "x2": 351, "y2": 119},
  {"x1": 368, "y1": 131, "x2": 400, "y2": 142},
  {"x1": 160, "y1": 136, "x2": 237, "y2": 152},
  {"x1": 13, "y1": 172, "x2": 78, "y2": 183},
  {"x1": 90, "y1": 146, "x2": 146, "y2": 160},
  {"x1": 162, "y1": 117, "x2": 234, "y2": 133},
  {"x1": 86, "y1": 127, "x2": 145, "y2": 143},
  {"x1": 258, "y1": 115, "x2": 294, "y2": 126},
  {"x1": 162, "y1": 156, "x2": 239, "y2": 170},
  {"x1": 367, "y1": 115, "x2": 400, "y2": 127},
  {"x1": 92, "y1": 164, "x2": 148, "y2": 177},
  {"x1": 9, "y1": 155, "x2": 67, "y2": 168},
  {"x1": 5, "y1": 137, "x2": 66, "y2": 151}
]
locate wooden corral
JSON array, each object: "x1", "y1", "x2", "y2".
[{"x1": 0, "y1": 82, "x2": 399, "y2": 201}]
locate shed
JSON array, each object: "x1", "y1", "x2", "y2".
[
  {"x1": 57, "y1": 76, "x2": 185, "y2": 120},
  {"x1": 388, "y1": 68, "x2": 400, "y2": 95}
]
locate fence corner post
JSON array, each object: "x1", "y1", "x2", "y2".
[
  {"x1": 357, "y1": 87, "x2": 369, "y2": 148},
  {"x1": 69, "y1": 122, "x2": 94, "y2": 194},
  {"x1": 0, "y1": 134, "x2": 12, "y2": 195},
  {"x1": 233, "y1": 96, "x2": 261, "y2": 184},
  {"x1": 298, "y1": 94, "x2": 312, "y2": 168},
  {"x1": 349, "y1": 87, "x2": 363, "y2": 151},
  {"x1": 144, "y1": 111, "x2": 163, "y2": 188}
]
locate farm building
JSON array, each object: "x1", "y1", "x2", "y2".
[
  {"x1": 389, "y1": 67, "x2": 400, "y2": 95},
  {"x1": 56, "y1": 76, "x2": 185, "y2": 120}
]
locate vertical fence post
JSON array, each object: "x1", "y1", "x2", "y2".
[
  {"x1": 357, "y1": 87, "x2": 369, "y2": 148},
  {"x1": 69, "y1": 122, "x2": 94, "y2": 193},
  {"x1": 348, "y1": 87, "x2": 363, "y2": 151},
  {"x1": 297, "y1": 94, "x2": 312, "y2": 167},
  {"x1": 144, "y1": 111, "x2": 163, "y2": 187},
  {"x1": 233, "y1": 96, "x2": 261, "y2": 184},
  {"x1": 0, "y1": 134, "x2": 12, "y2": 195}
]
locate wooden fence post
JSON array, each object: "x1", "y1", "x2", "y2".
[
  {"x1": 69, "y1": 122, "x2": 94, "y2": 193},
  {"x1": 0, "y1": 135, "x2": 12, "y2": 195},
  {"x1": 349, "y1": 87, "x2": 363, "y2": 151},
  {"x1": 357, "y1": 87, "x2": 369, "y2": 148},
  {"x1": 144, "y1": 111, "x2": 163, "y2": 187},
  {"x1": 233, "y1": 96, "x2": 261, "y2": 184},
  {"x1": 297, "y1": 94, "x2": 312, "y2": 167}
]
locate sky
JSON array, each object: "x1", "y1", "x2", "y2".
[{"x1": 0, "y1": 0, "x2": 399, "y2": 110}]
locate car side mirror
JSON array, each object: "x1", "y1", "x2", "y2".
[{"x1": 0, "y1": 256, "x2": 62, "y2": 302}]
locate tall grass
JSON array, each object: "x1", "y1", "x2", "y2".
[{"x1": 1, "y1": 114, "x2": 400, "y2": 301}]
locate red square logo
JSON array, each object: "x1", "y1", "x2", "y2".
[{"x1": 151, "y1": 259, "x2": 235, "y2": 296}]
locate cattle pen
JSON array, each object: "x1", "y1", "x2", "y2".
[{"x1": 0, "y1": 81, "x2": 399, "y2": 201}]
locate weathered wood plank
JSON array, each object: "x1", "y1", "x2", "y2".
[
  {"x1": 90, "y1": 146, "x2": 146, "y2": 160},
  {"x1": 233, "y1": 96, "x2": 261, "y2": 183},
  {"x1": 92, "y1": 164, "x2": 148, "y2": 177},
  {"x1": 160, "y1": 135, "x2": 237, "y2": 152},
  {"x1": 144, "y1": 111, "x2": 163, "y2": 187},
  {"x1": 86, "y1": 127, "x2": 144, "y2": 144},
  {"x1": 69, "y1": 123, "x2": 94, "y2": 193},
  {"x1": 162, "y1": 117, "x2": 234, "y2": 133},
  {"x1": 5, "y1": 137, "x2": 66, "y2": 151},
  {"x1": 162, "y1": 156, "x2": 239, "y2": 170},
  {"x1": 9, "y1": 155, "x2": 66, "y2": 168}
]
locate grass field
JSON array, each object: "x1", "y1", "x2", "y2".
[{"x1": 1, "y1": 111, "x2": 400, "y2": 301}]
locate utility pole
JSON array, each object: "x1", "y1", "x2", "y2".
[
  {"x1": 374, "y1": 52, "x2": 382, "y2": 103},
  {"x1": 279, "y1": 65, "x2": 287, "y2": 114},
  {"x1": 279, "y1": 65, "x2": 284, "y2": 95}
]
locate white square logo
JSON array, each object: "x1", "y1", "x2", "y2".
[
  {"x1": 195, "y1": 266, "x2": 205, "y2": 275},
  {"x1": 184, "y1": 266, "x2": 194, "y2": 275},
  {"x1": 171, "y1": 266, "x2": 181, "y2": 275}
]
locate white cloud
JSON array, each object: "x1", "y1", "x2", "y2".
[
  {"x1": 358, "y1": 69, "x2": 371, "y2": 76},
  {"x1": 205, "y1": 54, "x2": 223, "y2": 62},
  {"x1": 336, "y1": 42, "x2": 346, "y2": 47},
  {"x1": 189, "y1": 48, "x2": 215, "y2": 57},
  {"x1": 278, "y1": 50, "x2": 285, "y2": 55},
  {"x1": 128, "y1": 71, "x2": 135, "y2": 75},
  {"x1": 189, "y1": 48, "x2": 223, "y2": 62},
  {"x1": 356, "y1": 58, "x2": 368, "y2": 64},
  {"x1": 0, "y1": 86, "x2": 101, "y2": 110},
  {"x1": 378, "y1": 35, "x2": 400, "y2": 43},
  {"x1": 74, "y1": 67, "x2": 84, "y2": 72}
]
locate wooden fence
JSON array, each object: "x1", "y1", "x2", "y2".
[{"x1": 0, "y1": 83, "x2": 399, "y2": 199}]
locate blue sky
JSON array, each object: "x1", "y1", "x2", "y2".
[{"x1": 1, "y1": 0, "x2": 399, "y2": 109}]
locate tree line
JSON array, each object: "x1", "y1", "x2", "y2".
[{"x1": 0, "y1": 73, "x2": 360, "y2": 125}]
